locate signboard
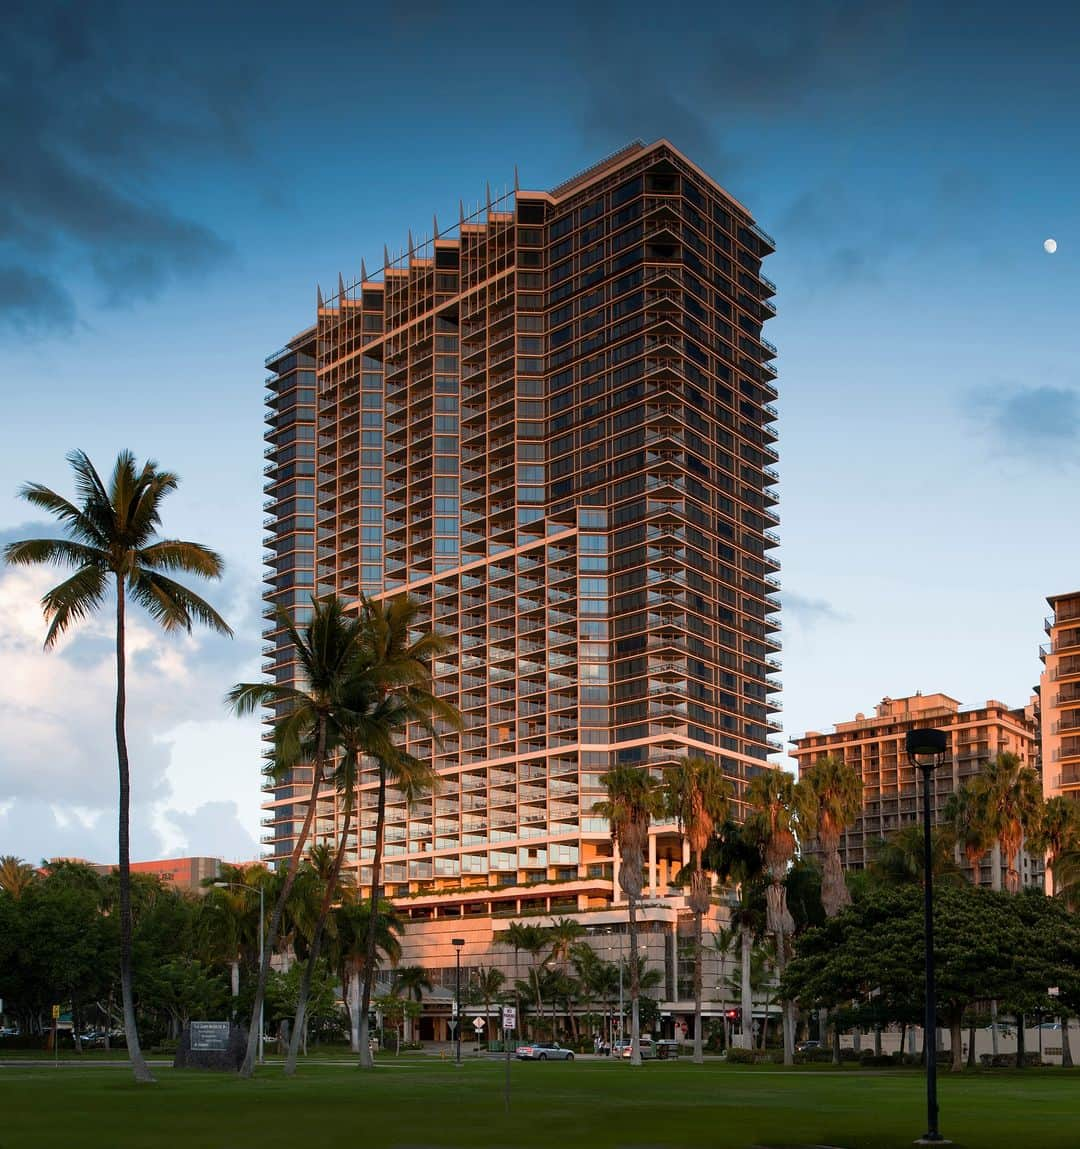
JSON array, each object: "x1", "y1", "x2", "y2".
[
  {"x1": 190, "y1": 1021, "x2": 231, "y2": 1052},
  {"x1": 473, "y1": 1017, "x2": 486, "y2": 1031},
  {"x1": 451, "y1": 1001, "x2": 459, "y2": 1018},
  {"x1": 501, "y1": 1006, "x2": 516, "y2": 1031},
  {"x1": 51, "y1": 1005, "x2": 60, "y2": 1020}
]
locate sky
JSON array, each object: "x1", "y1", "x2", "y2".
[{"x1": 1, "y1": 1, "x2": 1078, "y2": 864}]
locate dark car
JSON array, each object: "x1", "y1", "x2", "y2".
[
  {"x1": 515, "y1": 1041, "x2": 575, "y2": 1061},
  {"x1": 795, "y1": 1040, "x2": 822, "y2": 1054}
]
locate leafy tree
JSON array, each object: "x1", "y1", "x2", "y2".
[
  {"x1": 593, "y1": 763, "x2": 663, "y2": 1065},
  {"x1": 4, "y1": 451, "x2": 230, "y2": 1081},
  {"x1": 798, "y1": 754, "x2": 862, "y2": 917},
  {"x1": 664, "y1": 755, "x2": 732, "y2": 1062}
]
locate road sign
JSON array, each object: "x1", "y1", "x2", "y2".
[
  {"x1": 502, "y1": 1005, "x2": 516, "y2": 1031},
  {"x1": 452, "y1": 1001, "x2": 459, "y2": 1018},
  {"x1": 473, "y1": 1017, "x2": 485, "y2": 1031},
  {"x1": 1049, "y1": 987, "x2": 1060, "y2": 997},
  {"x1": 51, "y1": 1005, "x2": 60, "y2": 1020}
]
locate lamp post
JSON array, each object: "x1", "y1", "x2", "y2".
[
  {"x1": 452, "y1": 938, "x2": 465, "y2": 1066},
  {"x1": 905, "y1": 727, "x2": 949, "y2": 1145},
  {"x1": 214, "y1": 880, "x2": 266, "y2": 1066}
]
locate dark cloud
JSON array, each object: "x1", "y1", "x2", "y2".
[
  {"x1": 971, "y1": 384, "x2": 1080, "y2": 459},
  {"x1": 0, "y1": 2, "x2": 251, "y2": 332},
  {"x1": 783, "y1": 591, "x2": 851, "y2": 629}
]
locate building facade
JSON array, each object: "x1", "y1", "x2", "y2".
[
  {"x1": 791, "y1": 692, "x2": 1041, "y2": 889},
  {"x1": 261, "y1": 140, "x2": 781, "y2": 1018},
  {"x1": 1039, "y1": 591, "x2": 1080, "y2": 804}
]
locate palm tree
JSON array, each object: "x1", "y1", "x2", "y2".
[
  {"x1": 227, "y1": 595, "x2": 363, "y2": 1076},
  {"x1": 869, "y1": 824, "x2": 963, "y2": 887},
  {"x1": 4, "y1": 450, "x2": 230, "y2": 1083},
  {"x1": 593, "y1": 763, "x2": 663, "y2": 1065},
  {"x1": 944, "y1": 784, "x2": 994, "y2": 885},
  {"x1": 664, "y1": 755, "x2": 732, "y2": 1063},
  {"x1": 1030, "y1": 795, "x2": 1080, "y2": 896},
  {"x1": 743, "y1": 768, "x2": 811, "y2": 1065},
  {"x1": 0, "y1": 856, "x2": 38, "y2": 900},
  {"x1": 711, "y1": 927, "x2": 738, "y2": 1048},
  {"x1": 547, "y1": 917, "x2": 586, "y2": 1038},
  {"x1": 474, "y1": 966, "x2": 506, "y2": 1049},
  {"x1": 392, "y1": 965, "x2": 433, "y2": 1045},
  {"x1": 799, "y1": 754, "x2": 862, "y2": 918},
  {"x1": 196, "y1": 864, "x2": 263, "y2": 1009},
  {"x1": 355, "y1": 594, "x2": 458, "y2": 1070},
  {"x1": 329, "y1": 895, "x2": 402, "y2": 1053},
  {"x1": 973, "y1": 752, "x2": 1043, "y2": 893}
]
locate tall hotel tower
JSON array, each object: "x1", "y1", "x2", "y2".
[{"x1": 262, "y1": 141, "x2": 781, "y2": 989}]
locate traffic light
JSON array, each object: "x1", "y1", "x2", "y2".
[{"x1": 724, "y1": 1008, "x2": 741, "y2": 1025}]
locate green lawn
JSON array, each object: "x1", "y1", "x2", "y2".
[{"x1": 1, "y1": 1058, "x2": 1076, "y2": 1149}]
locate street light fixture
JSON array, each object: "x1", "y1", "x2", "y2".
[
  {"x1": 452, "y1": 938, "x2": 465, "y2": 1066},
  {"x1": 214, "y1": 880, "x2": 266, "y2": 1066},
  {"x1": 905, "y1": 727, "x2": 950, "y2": 1145}
]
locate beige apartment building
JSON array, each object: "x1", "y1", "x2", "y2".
[
  {"x1": 790, "y1": 692, "x2": 1041, "y2": 889},
  {"x1": 1039, "y1": 591, "x2": 1080, "y2": 803},
  {"x1": 261, "y1": 140, "x2": 781, "y2": 1029}
]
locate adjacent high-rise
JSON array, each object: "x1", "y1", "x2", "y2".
[
  {"x1": 261, "y1": 141, "x2": 781, "y2": 998},
  {"x1": 1039, "y1": 591, "x2": 1080, "y2": 804}
]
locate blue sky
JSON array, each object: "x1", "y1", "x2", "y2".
[{"x1": 2, "y1": 1, "x2": 1078, "y2": 862}]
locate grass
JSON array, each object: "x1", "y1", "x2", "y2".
[{"x1": 0, "y1": 1058, "x2": 1077, "y2": 1149}]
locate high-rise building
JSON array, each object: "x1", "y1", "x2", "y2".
[
  {"x1": 1039, "y1": 591, "x2": 1080, "y2": 804},
  {"x1": 790, "y1": 692, "x2": 1041, "y2": 889},
  {"x1": 261, "y1": 140, "x2": 781, "y2": 1017}
]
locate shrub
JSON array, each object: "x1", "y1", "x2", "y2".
[
  {"x1": 859, "y1": 1053, "x2": 895, "y2": 1067},
  {"x1": 725, "y1": 1046, "x2": 756, "y2": 1064}
]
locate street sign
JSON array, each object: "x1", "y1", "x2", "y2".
[
  {"x1": 473, "y1": 1017, "x2": 485, "y2": 1031},
  {"x1": 452, "y1": 1001, "x2": 459, "y2": 1018},
  {"x1": 501, "y1": 1005, "x2": 516, "y2": 1031},
  {"x1": 51, "y1": 1005, "x2": 60, "y2": 1020}
]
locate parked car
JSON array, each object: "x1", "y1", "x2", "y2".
[
  {"x1": 615, "y1": 1036, "x2": 657, "y2": 1060},
  {"x1": 515, "y1": 1041, "x2": 574, "y2": 1061},
  {"x1": 795, "y1": 1040, "x2": 822, "y2": 1054}
]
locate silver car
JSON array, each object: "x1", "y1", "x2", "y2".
[{"x1": 515, "y1": 1041, "x2": 575, "y2": 1061}]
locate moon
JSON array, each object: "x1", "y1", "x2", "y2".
[{"x1": 1044, "y1": 238, "x2": 1058, "y2": 254}]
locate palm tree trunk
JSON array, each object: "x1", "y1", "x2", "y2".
[
  {"x1": 967, "y1": 1022, "x2": 977, "y2": 1068},
  {"x1": 231, "y1": 961, "x2": 240, "y2": 1014},
  {"x1": 950, "y1": 1012, "x2": 964, "y2": 1072},
  {"x1": 740, "y1": 925, "x2": 753, "y2": 1051},
  {"x1": 285, "y1": 798, "x2": 352, "y2": 1074},
  {"x1": 241, "y1": 717, "x2": 327, "y2": 1078},
  {"x1": 348, "y1": 970, "x2": 361, "y2": 1053},
  {"x1": 1016, "y1": 1013, "x2": 1026, "y2": 1068},
  {"x1": 692, "y1": 905, "x2": 704, "y2": 1064},
  {"x1": 775, "y1": 930, "x2": 793, "y2": 1066},
  {"x1": 1062, "y1": 1018, "x2": 1073, "y2": 1068},
  {"x1": 628, "y1": 894, "x2": 642, "y2": 1066},
  {"x1": 358, "y1": 763, "x2": 387, "y2": 1069},
  {"x1": 115, "y1": 578, "x2": 153, "y2": 1084}
]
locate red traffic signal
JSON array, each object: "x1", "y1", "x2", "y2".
[{"x1": 724, "y1": 1008, "x2": 741, "y2": 1023}]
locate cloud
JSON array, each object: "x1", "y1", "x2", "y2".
[
  {"x1": 0, "y1": 527, "x2": 264, "y2": 865},
  {"x1": 783, "y1": 591, "x2": 851, "y2": 629},
  {"x1": 0, "y1": 3, "x2": 251, "y2": 332},
  {"x1": 970, "y1": 384, "x2": 1080, "y2": 460}
]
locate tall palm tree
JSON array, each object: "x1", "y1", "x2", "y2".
[
  {"x1": 743, "y1": 768, "x2": 811, "y2": 1065},
  {"x1": 664, "y1": 755, "x2": 732, "y2": 1063},
  {"x1": 196, "y1": 864, "x2": 262, "y2": 1009},
  {"x1": 227, "y1": 595, "x2": 363, "y2": 1076},
  {"x1": 711, "y1": 927, "x2": 738, "y2": 1048},
  {"x1": 4, "y1": 450, "x2": 230, "y2": 1083},
  {"x1": 973, "y1": 752, "x2": 1043, "y2": 893},
  {"x1": 494, "y1": 920, "x2": 531, "y2": 1039},
  {"x1": 0, "y1": 856, "x2": 38, "y2": 900},
  {"x1": 329, "y1": 895, "x2": 402, "y2": 1053},
  {"x1": 798, "y1": 754, "x2": 862, "y2": 918},
  {"x1": 356, "y1": 593, "x2": 458, "y2": 1069},
  {"x1": 593, "y1": 763, "x2": 663, "y2": 1065},
  {"x1": 1030, "y1": 795, "x2": 1080, "y2": 896},
  {"x1": 392, "y1": 965, "x2": 434, "y2": 1044},
  {"x1": 943, "y1": 784, "x2": 994, "y2": 885},
  {"x1": 474, "y1": 966, "x2": 506, "y2": 1048}
]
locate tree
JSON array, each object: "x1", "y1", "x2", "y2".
[
  {"x1": 329, "y1": 896, "x2": 401, "y2": 1053},
  {"x1": 664, "y1": 755, "x2": 732, "y2": 1063},
  {"x1": 593, "y1": 763, "x2": 663, "y2": 1065},
  {"x1": 227, "y1": 595, "x2": 364, "y2": 1076},
  {"x1": 4, "y1": 450, "x2": 230, "y2": 1082},
  {"x1": 1030, "y1": 796, "x2": 1080, "y2": 897},
  {"x1": 798, "y1": 754, "x2": 862, "y2": 918},
  {"x1": 392, "y1": 965, "x2": 433, "y2": 1044},
  {"x1": 868, "y1": 824, "x2": 964, "y2": 888},
  {"x1": 495, "y1": 923, "x2": 551, "y2": 1034},
  {"x1": 943, "y1": 784, "x2": 994, "y2": 885},
  {"x1": 973, "y1": 751, "x2": 1043, "y2": 894},
  {"x1": 196, "y1": 864, "x2": 264, "y2": 1011},
  {"x1": 743, "y1": 768, "x2": 811, "y2": 1065},
  {"x1": 0, "y1": 857, "x2": 38, "y2": 901},
  {"x1": 354, "y1": 594, "x2": 458, "y2": 1070},
  {"x1": 474, "y1": 966, "x2": 506, "y2": 1048},
  {"x1": 711, "y1": 927, "x2": 738, "y2": 1048}
]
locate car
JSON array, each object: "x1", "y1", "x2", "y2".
[
  {"x1": 515, "y1": 1041, "x2": 574, "y2": 1061},
  {"x1": 614, "y1": 1036, "x2": 657, "y2": 1060},
  {"x1": 795, "y1": 1040, "x2": 823, "y2": 1054}
]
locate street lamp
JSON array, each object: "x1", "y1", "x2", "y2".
[
  {"x1": 452, "y1": 938, "x2": 465, "y2": 1066},
  {"x1": 214, "y1": 881, "x2": 266, "y2": 1066},
  {"x1": 905, "y1": 727, "x2": 949, "y2": 1145}
]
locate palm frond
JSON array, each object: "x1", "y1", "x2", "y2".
[
  {"x1": 2, "y1": 537, "x2": 107, "y2": 571},
  {"x1": 225, "y1": 681, "x2": 307, "y2": 717},
  {"x1": 40, "y1": 565, "x2": 109, "y2": 648},
  {"x1": 137, "y1": 539, "x2": 224, "y2": 579},
  {"x1": 127, "y1": 465, "x2": 179, "y2": 543},
  {"x1": 14, "y1": 483, "x2": 105, "y2": 547},
  {"x1": 67, "y1": 449, "x2": 112, "y2": 514},
  {"x1": 128, "y1": 570, "x2": 233, "y2": 635}
]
